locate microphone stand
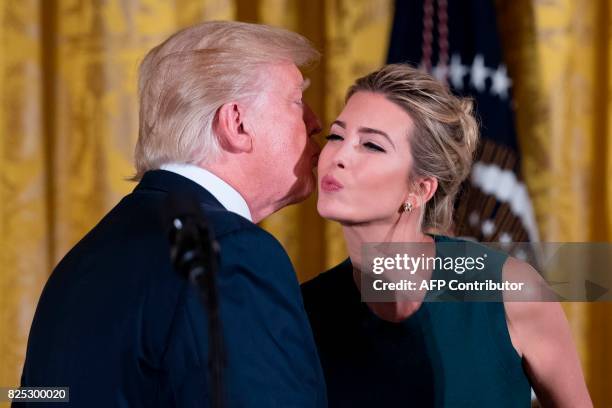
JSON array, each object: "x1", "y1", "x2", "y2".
[{"x1": 167, "y1": 195, "x2": 225, "y2": 408}]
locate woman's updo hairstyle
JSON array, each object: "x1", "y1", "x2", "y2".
[{"x1": 346, "y1": 63, "x2": 479, "y2": 232}]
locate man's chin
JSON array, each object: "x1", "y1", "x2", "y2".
[{"x1": 283, "y1": 177, "x2": 316, "y2": 207}]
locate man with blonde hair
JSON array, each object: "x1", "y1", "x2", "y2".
[{"x1": 19, "y1": 21, "x2": 326, "y2": 407}]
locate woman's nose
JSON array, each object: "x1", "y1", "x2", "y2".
[{"x1": 331, "y1": 143, "x2": 350, "y2": 169}]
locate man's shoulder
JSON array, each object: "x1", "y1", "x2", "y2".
[
  {"x1": 213, "y1": 214, "x2": 294, "y2": 273},
  {"x1": 202, "y1": 205, "x2": 262, "y2": 240},
  {"x1": 56, "y1": 189, "x2": 290, "y2": 275}
]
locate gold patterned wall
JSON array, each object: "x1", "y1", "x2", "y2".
[
  {"x1": 1, "y1": 0, "x2": 49, "y2": 397},
  {"x1": 498, "y1": 0, "x2": 612, "y2": 404},
  {"x1": 1, "y1": 0, "x2": 611, "y2": 405}
]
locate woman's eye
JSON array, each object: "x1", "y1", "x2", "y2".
[
  {"x1": 364, "y1": 142, "x2": 386, "y2": 153},
  {"x1": 325, "y1": 134, "x2": 343, "y2": 141}
]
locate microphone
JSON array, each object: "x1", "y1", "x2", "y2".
[{"x1": 165, "y1": 193, "x2": 225, "y2": 408}]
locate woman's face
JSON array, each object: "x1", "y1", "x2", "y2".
[{"x1": 317, "y1": 91, "x2": 416, "y2": 224}]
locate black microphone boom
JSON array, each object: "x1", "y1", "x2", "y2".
[{"x1": 165, "y1": 193, "x2": 225, "y2": 408}]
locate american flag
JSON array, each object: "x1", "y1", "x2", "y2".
[{"x1": 387, "y1": 0, "x2": 539, "y2": 253}]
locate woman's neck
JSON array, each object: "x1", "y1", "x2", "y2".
[
  {"x1": 342, "y1": 214, "x2": 432, "y2": 268},
  {"x1": 342, "y1": 215, "x2": 435, "y2": 323}
]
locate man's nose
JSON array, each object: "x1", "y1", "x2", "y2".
[{"x1": 303, "y1": 103, "x2": 322, "y2": 137}]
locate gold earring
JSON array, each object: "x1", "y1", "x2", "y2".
[{"x1": 403, "y1": 202, "x2": 413, "y2": 213}]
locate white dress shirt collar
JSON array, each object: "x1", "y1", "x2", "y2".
[{"x1": 159, "y1": 163, "x2": 253, "y2": 222}]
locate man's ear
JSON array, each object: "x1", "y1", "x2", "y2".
[{"x1": 214, "y1": 102, "x2": 253, "y2": 153}]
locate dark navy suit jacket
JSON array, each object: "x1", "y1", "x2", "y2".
[{"x1": 18, "y1": 170, "x2": 327, "y2": 407}]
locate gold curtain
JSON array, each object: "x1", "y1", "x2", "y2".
[
  {"x1": 498, "y1": 0, "x2": 612, "y2": 405},
  {"x1": 1, "y1": 0, "x2": 49, "y2": 396},
  {"x1": 1, "y1": 0, "x2": 611, "y2": 406}
]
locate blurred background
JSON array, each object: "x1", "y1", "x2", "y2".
[{"x1": 1, "y1": 0, "x2": 610, "y2": 405}]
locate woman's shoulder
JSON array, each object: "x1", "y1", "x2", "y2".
[
  {"x1": 300, "y1": 258, "x2": 364, "y2": 322},
  {"x1": 301, "y1": 258, "x2": 353, "y2": 297},
  {"x1": 433, "y1": 234, "x2": 510, "y2": 265}
]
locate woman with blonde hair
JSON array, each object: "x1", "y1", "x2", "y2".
[{"x1": 302, "y1": 64, "x2": 591, "y2": 407}]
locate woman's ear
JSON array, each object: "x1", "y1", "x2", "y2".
[
  {"x1": 214, "y1": 102, "x2": 253, "y2": 153},
  {"x1": 417, "y1": 176, "x2": 438, "y2": 205}
]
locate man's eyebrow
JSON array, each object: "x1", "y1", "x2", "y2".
[{"x1": 331, "y1": 120, "x2": 346, "y2": 128}]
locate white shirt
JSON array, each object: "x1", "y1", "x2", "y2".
[{"x1": 159, "y1": 163, "x2": 253, "y2": 222}]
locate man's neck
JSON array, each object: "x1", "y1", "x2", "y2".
[
  {"x1": 161, "y1": 163, "x2": 254, "y2": 221},
  {"x1": 204, "y1": 161, "x2": 281, "y2": 224}
]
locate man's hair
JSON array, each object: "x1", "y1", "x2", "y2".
[
  {"x1": 133, "y1": 21, "x2": 319, "y2": 180},
  {"x1": 347, "y1": 64, "x2": 479, "y2": 233}
]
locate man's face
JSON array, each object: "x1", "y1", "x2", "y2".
[{"x1": 246, "y1": 62, "x2": 322, "y2": 207}]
